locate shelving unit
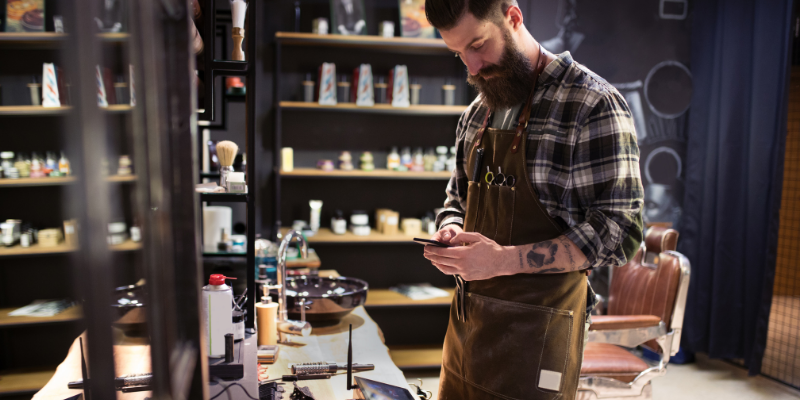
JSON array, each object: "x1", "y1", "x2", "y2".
[
  {"x1": 0, "y1": 32, "x2": 129, "y2": 48},
  {"x1": 0, "y1": 305, "x2": 82, "y2": 328},
  {"x1": 0, "y1": 367, "x2": 57, "y2": 396},
  {"x1": 280, "y1": 168, "x2": 451, "y2": 180},
  {"x1": 0, "y1": 175, "x2": 136, "y2": 187},
  {"x1": 273, "y1": 29, "x2": 470, "y2": 371},
  {"x1": 0, "y1": 105, "x2": 132, "y2": 115},
  {"x1": 0, "y1": 240, "x2": 142, "y2": 257}
]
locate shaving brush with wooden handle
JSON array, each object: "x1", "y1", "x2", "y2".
[{"x1": 216, "y1": 140, "x2": 239, "y2": 190}]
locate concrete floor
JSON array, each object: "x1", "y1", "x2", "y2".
[{"x1": 404, "y1": 354, "x2": 800, "y2": 399}]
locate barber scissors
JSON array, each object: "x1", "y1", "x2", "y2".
[
  {"x1": 505, "y1": 175, "x2": 516, "y2": 187},
  {"x1": 493, "y1": 167, "x2": 506, "y2": 186},
  {"x1": 484, "y1": 166, "x2": 494, "y2": 185}
]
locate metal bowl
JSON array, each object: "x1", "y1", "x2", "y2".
[{"x1": 272, "y1": 276, "x2": 368, "y2": 322}]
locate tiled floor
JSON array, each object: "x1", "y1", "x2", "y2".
[{"x1": 404, "y1": 353, "x2": 800, "y2": 399}]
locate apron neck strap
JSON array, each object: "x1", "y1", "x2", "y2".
[{"x1": 474, "y1": 47, "x2": 549, "y2": 151}]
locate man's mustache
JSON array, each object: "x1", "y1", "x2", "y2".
[{"x1": 469, "y1": 64, "x2": 507, "y2": 81}]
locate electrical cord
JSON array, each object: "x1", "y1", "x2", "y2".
[{"x1": 210, "y1": 377, "x2": 259, "y2": 400}]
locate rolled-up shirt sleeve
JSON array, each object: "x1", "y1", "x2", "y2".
[
  {"x1": 563, "y1": 92, "x2": 644, "y2": 269},
  {"x1": 436, "y1": 106, "x2": 474, "y2": 229}
]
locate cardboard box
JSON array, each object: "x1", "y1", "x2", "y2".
[{"x1": 383, "y1": 211, "x2": 399, "y2": 235}]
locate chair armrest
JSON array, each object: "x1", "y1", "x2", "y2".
[
  {"x1": 587, "y1": 321, "x2": 667, "y2": 348},
  {"x1": 589, "y1": 315, "x2": 662, "y2": 331}
]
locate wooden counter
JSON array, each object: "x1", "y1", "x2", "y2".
[{"x1": 32, "y1": 305, "x2": 412, "y2": 399}]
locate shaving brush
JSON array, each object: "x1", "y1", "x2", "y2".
[{"x1": 216, "y1": 140, "x2": 239, "y2": 190}]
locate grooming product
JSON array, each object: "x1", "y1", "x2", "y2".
[
  {"x1": 255, "y1": 239, "x2": 278, "y2": 281},
  {"x1": 230, "y1": 234, "x2": 246, "y2": 252},
  {"x1": 281, "y1": 147, "x2": 294, "y2": 172},
  {"x1": 317, "y1": 159, "x2": 334, "y2": 171},
  {"x1": 225, "y1": 77, "x2": 245, "y2": 95},
  {"x1": 203, "y1": 206, "x2": 232, "y2": 248},
  {"x1": 38, "y1": 228, "x2": 62, "y2": 247},
  {"x1": 331, "y1": 210, "x2": 347, "y2": 235},
  {"x1": 390, "y1": 65, "x2": 410, "y2": 107},
  {"x1": 216, "y1": 140, "x2": 238, "y2": 190},
  {"x1": 302, "y1": 74, "x2": 315, "y2": 103},
  {"x1": 309, "y1": 200, "x2": 323, "y2": 232},
  {"x1": 29, "y1": 156, "x2": 45, "y2": 178},
  {"x1": 1, "y1": 220, "x2": 21, "y2": 246},
  {"x1": 359, "y1": 152, "x2": 374, "y2": 171},
  {"x1": 117, "y1": 155, "x2": 132, "y2": 176},
  {"x1": 291, "y1": 362, "x2": 374, "y2": 375},
  {"x1": 224, "y1": 333, "x2": 235, "y2": 362},
  {"x1": 226, "y1": 171, "x2": 246, "y2": 193},
  {"x1": 313, "y1": 18, "x2": 328, "y2": 35},
  {"x1": 20, "y1": 231, "x2": 32, "y2": 247},
  {"x1": 387, "y1": 147, "x2": 401, "y2": 170},
  {"x1": 338, "y1": 151, "x2": 354, "y2": 170},
  {"x1": 400, "y1": 147, "x2": 412, "y2": 169},
  {"x1": 53, "y1": 15, "x2": 64, "y2": 32},
  {"x1": 374, "y1": 76, "x2": 388, "y2": 104},
  {"x1": 17, "y1": 153, "x2": 31, "y2": 178},
  {"x1": 202, "y1": 274, "x2": 235, "y2": 358},
  {"x1": 58, "y1": 152, "x2": 70, "y2": 175},
  {"x1": 114, "y1": 82, "x2": 129, "y2": 105},
  {"x1": 42, "y1": 63, "x2": 60, "y2": 107},
  {"x1": 230, "y1": 0, "x2": 247, "y2": 60},
  {"x1": 447, "y1": 146, "x2": 457, "y2": 172},
  {"x1": 354, "y1": 64, "x2": 374, "y2": 106},
  {"x1": 423, "y1": 148, "x2": 436, "y2": 171},
  {"x1": 217, "y1": 228, "x2": 231, "y2": 251},
  {"x1": 384, "y1": 211, "x2": 399, "y2": 235},
  {"x1": 257, "y1": 345, "x2": 279, "y2": 364},
  {"x1": 232, "y1": 311, "x2": 245, "y2": 341},
  {"x1": 96, "y1": 66, "x2": 108, "y2": 107},
  {"x1": 410, "y1": 82, "x2": 421, "y2": 105},
  {"x1": 1, "y1": 152, "x2": 14, "y2": 177},
  {"x1": 402, "y1": 219, "x2": 422, "y2": 236},
  {"x1": 129, "y1": 225, "x2": 141, "y2": 242},
  {"x1": 318, "y1": 63, "x2": 337, "y2": 105},
  {"x1": 411, "y1": 147, "x2": 425, "y2": 171},
  {"x1": 108, "y1": 222, "x2": 127, "y2": 245},
  {"x1": 44, "y1": 152, "x2": 57, "y2": 175},
  {"x1": 443, "y1": 84, "x2": 456, "y2": 106},
  {"x1": 350, "y1": 211, "x2": 370, "y2": 236},
  {"x1": 380, "y1": 20, "x2": 394, "y2": 38},
  {"x1": 337, "y1": 75, "x2": 350, "y2": 103},
  {"x1": 28, "y1": 83, "x2": 41, "y2": 105},
  {"x1": 256, "y1": 294, "x2": 278, "y2": 346},
  {"x1": 375, "y1": 209, "x2": 389, "y2": 233}
]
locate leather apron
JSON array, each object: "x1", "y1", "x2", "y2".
[{"x1": 438, "y1": 54, "x2": 587, "y2": 400}]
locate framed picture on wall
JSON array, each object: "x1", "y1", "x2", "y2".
[
  {"x1": 5, "y1": 0, "x2": 44, "y2": 32},
  {"x1": 330, "y1": 0, "x2": 366, "y2": 36},
  {"x1": 399, "y1": 0, "x2": 435, "y2": 38}
]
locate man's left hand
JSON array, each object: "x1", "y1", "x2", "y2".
[{"x1": 423, "y1": 232, "x2": 512, "y2": 281}]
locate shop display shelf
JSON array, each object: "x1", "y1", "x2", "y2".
[
  {"x1": 0, "y1": 239, "x2": 142, "y2": 258},
  {"x1": 199, "y1": 192, "x2": 248, "y2": 203},
  {"x1": 0, "y1": 305, "x2": 81, "y2": 328},
  {"x1": 0, "y1": 105, "x2": 132, "y2": 116},
  {"x1": 0, "y1": 175, "x2": 136, "y2": 187},
  {"x1": 279, "y1": 227, "x2": 418, "y2": 244},
  {"x1": 388, "y1": 344, "x2": 444, "y2": 370},
  {"x1": 275, "y1": 32, "x2": 449, "y2": 54},
  {"x1": 0, "y1": 32, "x2": 129, "y2": 48},
  {"x1": 202, "y1": 247, "x2": 322, "y2": 268},
  {"x1": 365, "y1": 288, "x2": 454, "y2": 308},
  {"x1": 280, "y1": 168, "x2": 451, "y2": 180},
  {"x1": 210, "y1": 60, "x2": 248, "y2": 73},
  {"x1": 200, "y1": 171, "x2": 221, "y2": 179},
  {"x1": 0, "y1": 367, "x2": 56, "y2": 396},
  {"x1": 279, "y1": 101, "x2": 465, "y2": 116}
]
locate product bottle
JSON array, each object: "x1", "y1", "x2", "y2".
[
  {"x1": 400, "y1": 147, "x2": 412, "y2": 169},
  {"x1": 14, "y1": 153, "x2": 30, "y2": 178},
  {"x1": 446, "y1": 146, "x2": 457, "y2": 172},
  {"x1": 202, "y1": 274, "x2": 235, "y2": 358},
  {"x1": 256, "y1": 294, "x2": 278, "y2": 346},
  {"x1": 387, "y1": 147, "x2": 401, "y2": 170},
  {"x1": 45, "y1": 152, "x2": 57, "y2": 174},
  {"x1": 411, "y1": 147, "x2": 425, "y2": 172},
  {"x1": 423, "y1": 148, "x2": 436, "y2": 172},
  {"x1": 331, "y1": 210, "x2": 347, "y2": 235},
  {"x1": 58, "y1": 152, "x2": 70, "y2": 176}
]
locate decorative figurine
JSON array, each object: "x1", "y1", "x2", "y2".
[{"x1": 338, "y1": 151, "x2": 354, "y2": 170}]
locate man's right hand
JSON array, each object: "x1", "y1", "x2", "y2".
[{"x1": 431, "y1": 224, "x2": 464, "y2": 245}]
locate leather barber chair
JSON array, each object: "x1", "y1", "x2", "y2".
[{"x1": 577, "y1": 227, "x2": 689, "y2": 400}]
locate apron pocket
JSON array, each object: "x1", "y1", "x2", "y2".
[
  {"x1": 463, "y1": 293, "x2": 573, "y2": 400},
  {"x1": 463, "y1": 181, "x2": 483, "y2": 232},
  {"x1": 480, "y1": 184, "x2": 500, "y2": 240},
  {"x1": 494, "y1": 186, "x2": 516, "y2": 246}
]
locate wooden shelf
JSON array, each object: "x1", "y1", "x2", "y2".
[
  {"x1": 0, "y1": 176, "x2": 76, "y2": 187},
  {"x1": 0, "y1": 240, "x2": 141, "y2": 258},
  {"x1": 0, "y1": 305, "x2": 81, "y2": 328},
  {"x1": 366, "y1": 288, "x2": 453, "y2": 308},
  {"x1": 281, "y1": 168, "x2": 451, "y2": 180},
  {"x1": 276, "y1": 32, "x2": 450, "y2": 54},
  {"x1": 286, "y1": 250, "x2": 322, "y2": 268},
  {"x1": 0, "y1": 32, "x2": 129, "y2": 48},
  {"x1": 0, "y1": 175, "x2": 135, "y2": 187},
  {"x1": 280, "y1": 228, "x2": 419, "y2": 244},
  {"x1": 279, "y1": 101, "x2": 466, "y2": 116},
  {"x1": 0, "y1": 367, "x2": 56, "y2": 396},
  {"x1": 388, "y1": 345, "x2": 443, "y2": 370},
  {"x1": 0, "y1": 105, "x2": 132, "y2": 116}
]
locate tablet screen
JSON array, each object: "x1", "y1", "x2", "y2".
[{"x1": 355, "y1": 377, "x2": 416, "y2": 400}]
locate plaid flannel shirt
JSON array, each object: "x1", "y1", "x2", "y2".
[{"x1": 436, "y1": 52, "x2": 644, "y2": 269}]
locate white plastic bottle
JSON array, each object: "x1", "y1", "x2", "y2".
[{"x1": 202, "y1": 274, "x2": 234, "y2": 358}]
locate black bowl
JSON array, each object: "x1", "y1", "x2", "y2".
[{"x1": 271, "y1": 276, "x2": 368, "y2": 322}]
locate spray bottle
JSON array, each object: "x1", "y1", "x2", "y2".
[{"x1": 202, "y1": 274, "x2": 235, "y2": 358}]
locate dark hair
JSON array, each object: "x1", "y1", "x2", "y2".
[{"x1": 425, "y1": 0, "x2": 518, "y2": 30}]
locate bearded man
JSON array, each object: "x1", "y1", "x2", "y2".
[{"x1": 420, "y1": 1, "x2": 645, "y2": 399}]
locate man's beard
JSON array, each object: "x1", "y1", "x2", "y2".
[{"x1": 467, "y1": 32, "x2": 537, "y2": 110}]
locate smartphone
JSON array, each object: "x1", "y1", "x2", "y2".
[{"x1": 413, "y1": 238, "x2": 452, "y2": 247}]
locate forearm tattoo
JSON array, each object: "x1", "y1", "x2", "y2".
[
  {"x1": 558, "y1": 236, "x2": 576, "y2": 267},
  {"x1": 525, "y1": 239, "x2": 566, "y2": 273},
  {"x1": 518, "y1": 249, "x2": 524, "y2": 269}
]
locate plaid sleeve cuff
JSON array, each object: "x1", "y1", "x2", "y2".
[
  {"x1": 563, "y1": 210, "x2": 625, "y2": 269},
  {"x1": 439, "y1": 215, "x2": 464, "y2": 230},
  {"x1": 435, "y1": 209, "x2": 464, "y2": 230}
]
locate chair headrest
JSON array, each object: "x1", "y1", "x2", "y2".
[{"x1": 644, "y1": 226, "x2": 679, "y2": 254}]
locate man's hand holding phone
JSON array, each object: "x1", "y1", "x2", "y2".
[{"x1": 431, "y1": 224, "x2": 463, "y2": 245}]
